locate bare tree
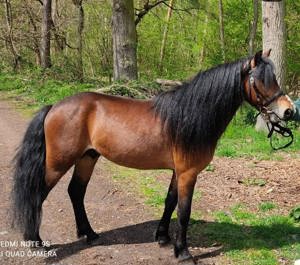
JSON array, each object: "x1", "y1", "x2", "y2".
[
  {"x1": 24, "y1": 0, "x2": 41, "y2": 66},
  {"x1": 249, "y1": 0, "x2": 258, "y2": 56},
  {"x1": 262, "y1": 0, "x2": 286, "y2": 89},
  {"x1": 4, "y1": 0, "x2": 21, "y2": 70},
  {"x1": 218, "y1": 0, "x2": 225, "y2": 62},
  {"x1": 72, "y1": 0, "x2": 84, "y2": 81},
  {"x1": 40, "y1": 0, "x2": 52, "y2": 69},
  {"x1": 112, "y1": 0, "x2": 137, "y2": 81},
  {"x1": 51, "y1": 0, "x2": 66, "y2": 52},
  {"x1": 199, "y1": 0, "x2": 209, "y2": 66},
  {"x1": 158, "y1": 0, "x2": 175, "y2": 72}
]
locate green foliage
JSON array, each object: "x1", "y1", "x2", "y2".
[
  {"x1": 258, "y1": 202, "x2": 277, "y2": 212},
  {"x1": 243, "y1": 107, "x2": 257, "y2": 125},
  {"x1": 0, "y1": 73, "x2": 24, "y2": 91},
  {"x1": 205, "y1": 163, "x2": 215, "y2": 172},
  {"x1": 290, "y1": 206, "x2": 300, "y2": 222},
  {"x1": 239, "y1": 178, "x2": 266, "y2": 187},
  {"x1": 0, "y1": 71, "x2": 98, "y2": 107},
  {"x1": 1, "y1": 0, "x2": 299, "y2": 90},
  {"x1": 286, "y1": 0, "x2": 300, "y2": 87}
]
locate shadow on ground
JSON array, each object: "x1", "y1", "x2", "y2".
[{"x1": 45, "y1": 218, "x2": 300, "y2": 263}]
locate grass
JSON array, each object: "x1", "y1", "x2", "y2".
[
  {"x1": 0, "y1": 71, "x2": 97, "y2": 111},
  {"x1": 258, "y1": 202, "x2": 277, "y2": 212},
  {"x1": 189, "y1": 204, "x2": 300, "y2": 265},
  {"x1": 216, "y1": 117, "x2": 300, "y2": 160},
  {"x1": 290, "y1": 206, "x2": 300, "y2": 222}
]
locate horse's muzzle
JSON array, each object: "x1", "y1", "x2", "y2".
[{"x1": 283, "y1": 108, "x2": 294, "y2": 120}]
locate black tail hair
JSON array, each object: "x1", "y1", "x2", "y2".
[{"x1": 11, "y1": 105, "x2": 52, "y2": 241}]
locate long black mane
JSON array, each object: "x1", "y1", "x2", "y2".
[{"x1": 153, "y1": 58, "x2": 250, "y2": 154}]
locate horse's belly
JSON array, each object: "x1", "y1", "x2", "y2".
[{"x1": 106, "y1": 154, "x2": 173, "y2": 169}]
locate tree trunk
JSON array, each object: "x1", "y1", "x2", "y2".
[
  {"x1": 112, "y1": 0, "x2": 138, "y2": 81},
  {"x1": 72, "y1": 0, "x2": 84, "y2": 81},
  {"x1": 218, "y1": 0, "x2": 225, "y2": 62},
  {"x1": 24, "y1": 0, "x2": 41, "y2": 66},
  {"x1": 158, "y1": 0, "x2": 174, "y2": 72},
  {"x1": 262, "y1": 0, "x2": 286, "y2": 90},
  {"x1": 51, "y1": 0, "x2": 64, "y2": 52},
  {"x1": 4, "y1": 0, "x2": 21, "y2": 70},
  {"x1": 40, "y1": 0, "x2": 52, "y2": 69},
  {"x1": 249, "y1": 0, "x2": 258, "y2": 56},
  {"x1": 199, "y1": 0, "x2": 209, "y2": 66}
]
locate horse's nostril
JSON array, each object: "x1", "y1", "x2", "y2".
[{"x1": 284, "y1": 109, "x2": 293, "y2": 120}]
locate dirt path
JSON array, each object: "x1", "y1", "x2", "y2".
[{"x1": 0, "y1": 99, "x2": 299, "y2": 265}]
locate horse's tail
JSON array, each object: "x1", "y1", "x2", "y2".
[{"x1": 11, "y1": 105, "x2": 52, "y2": 241}]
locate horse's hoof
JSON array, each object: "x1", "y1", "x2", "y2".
[
  {"x1": 157, "y1": 235, "x2": 171, "y2": 246},
  {"x1": 178, "y1": 257, "x2": 196, "y2": 265},
  {"x1": 86, "y1": 232, "x2": 99, "y2": 245},
  {"x1": 178, "y1": 253, "x2": 196, "y2": 265},
  {"x1": 155, "y1": 230, "x2": 171, "y2": 246},
  {"x1": 24, "y1": 235, "x2": 43, "y2": 248},
  {"x1": 175, "y1": 248, "x2": 196, "y2": 264}
]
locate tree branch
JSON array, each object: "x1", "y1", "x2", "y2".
[
  {"x1": 135, "y1": 0, "x2": 217, "y2": 25},
  {"x1": 135, "y1": 1, "x2": 166, "y2": 25}
]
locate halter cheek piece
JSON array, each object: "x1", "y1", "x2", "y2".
[
  {"x1": 248, "y1": 69, "x2": 284, "y2": 111},
  {"x1": 247, "y1": 69, "x2": 293, "y2": 150}
]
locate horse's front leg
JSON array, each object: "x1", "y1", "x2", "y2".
[{"x1": 174, "y1": 169, "x2": 198, "y2": 264}]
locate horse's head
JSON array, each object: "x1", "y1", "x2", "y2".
[{"x1": 244, "y1": 49, "x2": 295, "y2": 123}]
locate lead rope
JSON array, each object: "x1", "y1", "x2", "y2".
[{"x1": 266, "y1": 121, "x2": 294, "y2": 150}]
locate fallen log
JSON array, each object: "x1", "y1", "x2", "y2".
[{"x1": 155, "y1": 78, "x2": 182, "y2": 87}]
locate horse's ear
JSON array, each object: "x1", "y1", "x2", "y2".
[
  {"x1": 262, "y1": 49, "x2": 272, "y2": 57},
  {"x1": 251, "y1": 50, "x2": 263, "y2": 68},
  {"x1": 242, "y1": 60, "x2": 251, "y2": 74}
]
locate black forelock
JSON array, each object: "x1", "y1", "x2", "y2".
[{"x1": 153, "y1": 58, "x2": 250, "y2": 154}]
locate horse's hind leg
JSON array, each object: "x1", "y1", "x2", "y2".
[
  {"x1": 156, "y1": 170, "x2": 177, "y2": 245},
  {"x1": 68, "y1": 149, "x2": 100, "y2": 244}
]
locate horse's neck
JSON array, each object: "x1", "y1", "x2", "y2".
[{"x1": 213, "y1": 89, "x2": 244, "y2": 140}]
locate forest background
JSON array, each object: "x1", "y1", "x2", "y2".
[{"x1": 0, "y1": 0, "x2": 299, "y2": 95}]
